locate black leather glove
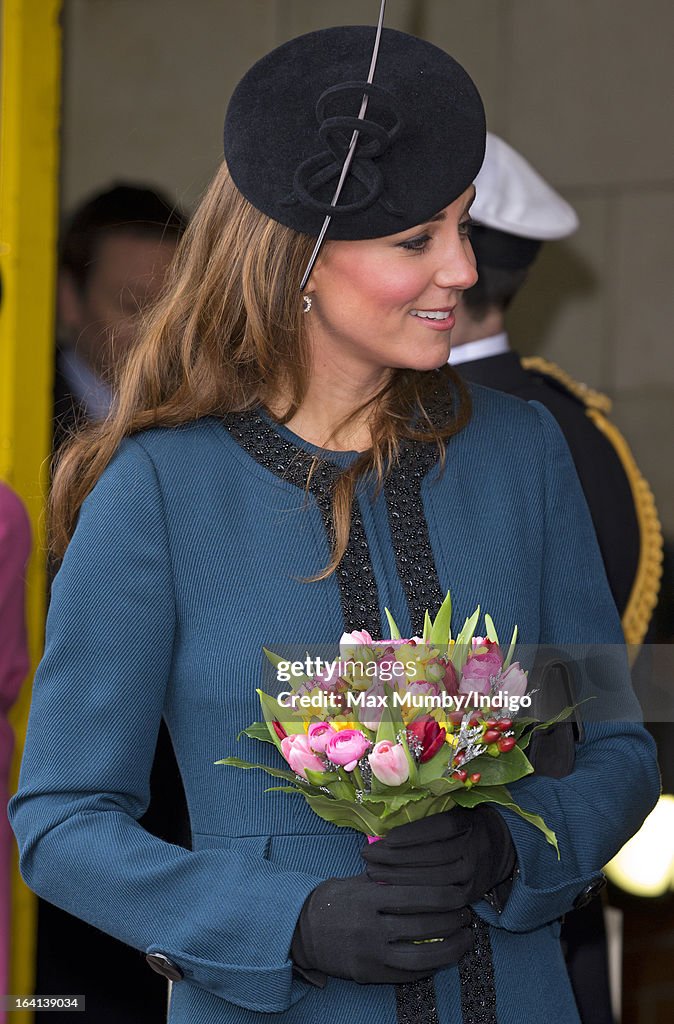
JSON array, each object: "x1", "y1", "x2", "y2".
[
  {"x1": 362, "y1": 808, "x2": 517, "y2": 907},
  {"x1": 291, "y1": 871, "x2": 473, "y2": 985}
]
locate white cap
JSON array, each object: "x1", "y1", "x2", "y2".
[{"x1": 472, "y1": 133, "x2": 579, "y2": 240}]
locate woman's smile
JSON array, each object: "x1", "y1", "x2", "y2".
[{"x1": 409, "y1": 307, "x2": 457, "y2": 329}]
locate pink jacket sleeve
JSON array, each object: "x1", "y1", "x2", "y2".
[{"x1": 0, "y1": 483, "x2": 31, "y2": 728}]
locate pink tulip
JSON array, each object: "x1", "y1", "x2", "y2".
[
  {"x1": 406, "y1": 680, "x2": 440, "y2": 700},
  {"x1": 368, "y1": 740, "x2": 410, "y2": 786},
  {"x1": 339, "y1": 629, "x2": 374, "y2": 658},
  {"x1": 311, "y1": 661, "x2": 342, "y2": 692},
  {"x1": 460, "y1": 646, "x2": 504, "y2": 696},
  {"x1": 357, "y1": 684, "x2": 386, "y2": 732},
  {"x1": 324, "y1": 728, "x2": 372, "y2": 772},
  {"x1": 307, "y1": 721, "x2": 338, "y2": 753},
  {"x1": 281, "y1": 734, "x2": 325, "y2": 780},
  {"x1": 497, "y1": 662, "x2": 528, "y2": 698}
]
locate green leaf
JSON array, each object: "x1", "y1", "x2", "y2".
[
  {"x1": 384, "y1": 608, "x2": 402, "y2": 640},
  {"x1": 511, "y1": 717, "x2": 535, "y2": 740},
  {"x1": 399, "y1": 729, "x2": 418, "y2": 787},
  {"x1": 484, "y1": 614, "x2": 499, "y2": 645},
  {"x1": 262, "y1": 647, "x2": 313, "y2": 685},
  {"x1": 456, "y1": 606, "x2": 481, "y2": 646},
  {"x1": 451, "y1": 606, "x2": 481, "y2": 671},
  {"x1": 264, "y1": 785, "x2": 304, "y2": 794},
  {"x1": 292, "y1": 791, "x2": 464, "y2": 837},
  {"x1": 450, "y1": 784, "x2": 559, "y2": 856},
  {"x1": 303, "y1": 793, "x2": 387, "y2": 836},
  {"x1": 379, "y1": 793, "x2": 458, "y2": 830},
  {"x1": 462, "y1": 745, "x2": 534, "y2": 785},
  {"x1": 430, "y1": 591, "x2": 452, "y2": 646},
  {"x1": 416, "y1": 744, "x2": 453, "y2": 785},
  {"x1": 305, "y1": 768, "x2": 354, "y2": 799},
  {"x1": 425, "y1": 776, "x2": 464, "y2": 796},
  {"x1": 364, "y1": 789, "x2": 428, "y2": 813},
  {"x1": 503, "y1": 626, "x2": 518, "y2": 670},
  {"x1": 375, "y1": 684, "x2": 401, "y2": 745},
  {"x1": 423, "y1": 610, "x2": 433, "y2": 642},
  {"x1": 238, "y1": 721, "x2": 276, "y2": 745},
  {"x1": 256, "y1": 688, "x2": 305, "y2": 747},
  {"x1": 215, "y1": 755, "x2": 302, "y2": 785},
  {"x1": 517, "y1": 705, "x2": 578, "y2": 750}
]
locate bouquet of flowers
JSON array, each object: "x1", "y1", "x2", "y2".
[{"x1": 218, "y1": 593, "x2": 572, "y2": 853}]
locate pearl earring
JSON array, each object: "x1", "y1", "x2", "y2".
[{"x1": 302, "y1": 295, "x2": 312, "y2": 314}]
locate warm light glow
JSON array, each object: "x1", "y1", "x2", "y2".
[{"x1": 605, "y1": 795, "x2": 674, "y2": 897}]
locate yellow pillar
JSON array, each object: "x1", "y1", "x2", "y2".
[{"x1": 0, "y1": 0, "x2": 62, "y2": 1005}]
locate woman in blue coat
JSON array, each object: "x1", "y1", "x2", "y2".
[{"x1": 10, "y1": 19, "x2": 658, "y2": 1024}]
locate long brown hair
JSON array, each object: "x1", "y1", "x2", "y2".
[{"x1": 51, "y1": 162, "x2": 471, "y2": 576}]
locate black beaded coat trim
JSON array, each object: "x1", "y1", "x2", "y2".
[
  {"x1": 384, "y1": 438, "x2": 445, "y2": 635},
  {"x1": 459, "y1": 913, "x2": 498, "y2": 1024},
  {"x1": 395, "y1": 978, "x2": 439, "y2": 1024},
  {"x1": 224, "y1": 409, "x2": 498, "y2": 1024},
  {"x1": 225, "y1": 410, "x2": 381, "y2": 633}
]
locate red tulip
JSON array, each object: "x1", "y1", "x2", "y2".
[
  {"x1": 406, "y1": 717, "x2": 447, "y2": 763},
  {"x1": 272, "y1": 720, "x2": 287, "y2": 741}
]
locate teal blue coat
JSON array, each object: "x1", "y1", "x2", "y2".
[{"x1": 10, "y1": 385, "x2": 659, "y2": 1023}]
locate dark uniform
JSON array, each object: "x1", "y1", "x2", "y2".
[
  {"x1": 456, "y1": 130, "x2": 664, "y2": 1024},
  {"x1": 459, "y1": 348, "x2": 663, "y2": 1024},
  {"x1": 458, "y1": 351, "x2": 662, "y2": 644}
]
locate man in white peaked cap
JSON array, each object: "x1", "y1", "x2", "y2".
[
  {"x1": 452, "y1": 133, "x2": 660, "y2": 644},
  {"x1": 451, "y1": 133, "x2": 662, "y2": 1024}
]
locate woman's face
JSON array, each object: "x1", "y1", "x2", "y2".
[{"x1": 306, "y1": 185, "x2": 477, "y2": 382}]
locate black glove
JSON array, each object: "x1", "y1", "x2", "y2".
[
  {"x1": 291, "y1": 871, "x2": 473, "y2": 985},
  {"x1": 362, "y1": 808, "x2": 516, "y2": 907}
]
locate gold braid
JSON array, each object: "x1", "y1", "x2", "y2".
[{"x1": 522, "y1": 357, "x2": 663, "y2": 648}]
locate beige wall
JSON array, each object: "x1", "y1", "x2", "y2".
[{"x1": 61, "y1": 0, "x2": 674, "y2": 531}]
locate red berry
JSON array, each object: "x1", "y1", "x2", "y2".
[
  {"x1": 497, "y1": 718, "x2": 513, "y2": 732},
  {"x1": 485, "y1": 719, "x2": 498, "y2": 729},
  {"x1": 483, "y1": 728, "x2": 500, "y2": 744},
  {"x1": 498, "y1": 736, "x2": 516, "y2": 753},
  {"x1": 454, "y1": 769, "x2": 468, "y2": 782},
  {"x1": 469, "y1": 714, "x2": 482, "y2": 727},
  {"x1": 470, "y1": 772, "x2": 481, "y2": 784}
]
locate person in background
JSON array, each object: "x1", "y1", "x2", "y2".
[
  {"x1": 451, "y1": 133, "x2": 662, "y2": 648},
  {"x1": 54, "y1": 183, "x2": 188, "y2": 451},
  {"x1": 37, "y1": 184, "x2": 189, "y2": 1024},
  {"x1": 0, "y1": 482, "x2": 31, "y2": 1021},
  {"x1": 450, "y1": 133, "x2": 663, "y2": 1023}
]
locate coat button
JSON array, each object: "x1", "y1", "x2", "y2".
[
  {"x1": 145, "y1": 953, "x2": 184, "y2": 982},
  {"x1": 573, "y1": 875, "x2": 607, "y2": 910}
]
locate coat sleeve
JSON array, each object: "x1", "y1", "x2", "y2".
[
  {"x1": 0, "y1": 483, "x2": 31, "y2": 717},
  {"x1": 8, "y1": 439, "x2": 323, "y2": 1013},
  {"x1": 476, "y1": 402, "x2": 660, "y2": 933}
]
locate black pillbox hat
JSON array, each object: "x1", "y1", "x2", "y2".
[{"x1": 223, "y1": 26, "x2": 486, "y2": 240}]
